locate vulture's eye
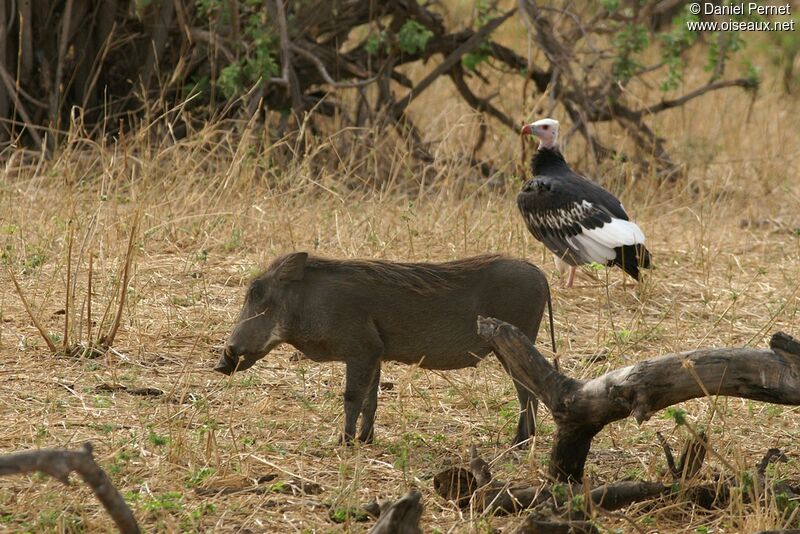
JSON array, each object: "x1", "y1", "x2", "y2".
[{"x1": 542, "y1": 125, "x2": 549, "y2": 130}]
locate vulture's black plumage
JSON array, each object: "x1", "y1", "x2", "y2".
[{"x1": 517, "y1": 118, "x2": 651, "y2": 287}]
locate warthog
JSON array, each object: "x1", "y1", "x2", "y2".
[{"x1": 216, "y1": 252, "x2": 553, "y2": 446}]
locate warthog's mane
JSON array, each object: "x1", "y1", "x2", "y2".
[{"x1": 273, "y1": 254, "x2": 507, "y2": 295}]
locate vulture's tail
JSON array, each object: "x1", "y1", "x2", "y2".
[{"x1": 614, "y1": 244, "x2": 652, "y2": 281}]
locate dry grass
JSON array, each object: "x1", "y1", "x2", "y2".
[{"x1": 1, "y1": 32, "x2": 799, "y2": 533}]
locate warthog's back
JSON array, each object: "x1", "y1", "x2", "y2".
[{"x1": 297, "y1": 254, "x2": 549, "y2": 370}]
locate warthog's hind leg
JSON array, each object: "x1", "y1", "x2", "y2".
[{"x1": 358, "y1": 362, "x2": 382, "y2": 443}]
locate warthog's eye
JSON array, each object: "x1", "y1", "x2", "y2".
[{"x1": 248, "y1": 284, "x2": 264, "y2": 302}]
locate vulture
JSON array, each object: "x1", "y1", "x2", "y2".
[{"x1": 517, "y1": 118, "x2": 651, "y2": 288}]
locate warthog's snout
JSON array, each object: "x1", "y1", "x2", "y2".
[
  {"x1": 214, "y1": 345, "x2": 261, "y2": 375},
  {"x1": 214, "y1": 346, "x2": 239, "y2": 375},
  {"x1": 214, "y1": 343, "x2": 245, "y2": 375}
]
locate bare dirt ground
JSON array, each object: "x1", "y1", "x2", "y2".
[{"x1": 0, "y1": 65, "x2": 799, "y2": 532}]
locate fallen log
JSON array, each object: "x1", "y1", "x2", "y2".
[
  {"x1": 0, "y1": 442, "x2": 139, "y2": 533},
  {"x1": 476, "y1": 317, "x2": 800, "y2": 482}
]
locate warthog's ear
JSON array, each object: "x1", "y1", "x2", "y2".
[{"x1": 278, "y1": 252, "x2": 308, "y2": 281}]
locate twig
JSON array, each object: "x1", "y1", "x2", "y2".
[
  {"x1": 0, "y1": 443, "x2": 140, "y2": 533},
  {"x1": 756, "y1": 448, "x2": 788, "y2": 478},
  {"x1": 449, "y1": 66, "x2": 516, "y2": 130},
  {"x1": 391, "y1": 8, "x2": 515, "y2": 116},
  {"x1": 0, "y1": 61, "x2": 46, "y2": 108},
  {"x1": 656, "y1": 431, "x2": 678, "y2": 477},
  {"x1": 81, "y1": 22, "x2": 118, "y2": 111},
  {"x1": 290, "y1": 43, "x2": 380, "y2": 88},
  {"x1": 69, "y1": 213, "x2": 98, "y2": 330},
  {"x1": 51, "y1": 0, "x2": 75, "y2": 129},
  {"x1": 8, "y1": 267, "x2": 58, "y2": 353},
  {"x1": 140, "y1": 0, "x2": 176, "y2": 91},
  {"x1": 188, "y1": 28, "x2": 236, "y2": 63},
  {"x1": 638, "y1": 78, "x2": 757, "y2": 116},
  {"x1": 435, "y1": 445, "x2": 668, "y2": 516},
  {"x1": 226, "y1": 0, "x2": 240, "y2": 44},
  {"x1": 268, "y1": 0, "x2": 302, "y2": 110},
  {"x1": 87, "y1": 254, "x2": 93, "y2": 349},
  {"x1": 0, "y1": 62, "x2": 44, "y2": 150},
  {"x1": 100, "y1": 213, "x2": 139, "y2": 348},
  {"x1": 64, "y1": 219, "x2": 74, "y2": 351}
]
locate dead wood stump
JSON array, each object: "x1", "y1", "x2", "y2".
[
  {"x1": 367, "y1": 489, "x2": 423, "y2": 534},
  {"x1": 476, "y1": 317, "x2": 800, "y2": 482}
]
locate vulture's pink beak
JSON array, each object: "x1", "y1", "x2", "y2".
[{"x1": 521, "y1": 124, "x2": 533, "y2": 136}]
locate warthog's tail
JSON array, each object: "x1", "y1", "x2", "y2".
[{"x1": 546, "y1": 287, "x2": 558, "y2": 371}]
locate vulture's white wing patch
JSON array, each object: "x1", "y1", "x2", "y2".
[{"x1": 582, "y1": 218, "x2": 645, "y2": 248}]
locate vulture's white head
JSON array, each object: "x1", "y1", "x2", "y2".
[{"x1": 522, "y1": 118, "x2": 559, "y2": 149}]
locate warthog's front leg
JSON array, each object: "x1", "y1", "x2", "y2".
[{"x1": 341, "y1": 357, "x2": 380, "y2": 443}]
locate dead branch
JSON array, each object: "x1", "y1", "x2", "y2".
[
  {"x1": 0, "y1": 443, "x2": 140, "y2": 533},
  {"x1": 390, "y1": 8, "x2": 515, "y2": 117},
  {"x1": 268, "y1": 0, "x2": 303, "y2": 112},
  {"x1": 0, "y1": 62, "x2": 44, "y2": 150},
  {"x1": 449, "y1": 66, "x2": 516, "y2": 131},
  {"x1": 433, "y1": 446, "x2": 669, "y2": 515},
  {"x1": 140, "y1": 0, "x2": 176, "y2": 92},
  {"x1": 8, "y1": 267, "x2": 58, "y2": 353},
  {"x1": 51, "y1": 0, "x2": 75, "y2": 131},
  {"x1": 194, "y1": 476, "x2": 323, "y2": 496},
  {"x1": 477, "y1": 316, "x2": 800, "y2": 482},
  {"x1": 289, "y1": 44, "x2": 380, "y2": 89},
  {"x1": 188, "y1": 28, "x2": 236, "y2": 63},
  {"x1": 367, "y1": 489, "x2": 423, "y2": 534},
  {"x1": 436, "y1": 441, "x2": 796, "y2": 532},
  {"x1": 656, "y1": 431, "x2": 679, "y2": 477},
  {"x1": 637, "y1": 78, "x2": 757, "y2": 116},
  {"x1": 513, "y1": 513, "x2": 599, "y2": 534}
]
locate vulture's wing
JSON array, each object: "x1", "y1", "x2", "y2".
[{"x1": 517, "y1": 174, "x2": 646, "y2": 267}]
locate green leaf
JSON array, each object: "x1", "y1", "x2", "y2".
[
  {"x1": 665, "y1": 407, "x2": 687, "y2": 425},
  {"x1": 397, "y1": 20, "x2": 433, "y2": 55},
  {"x1": 462, "y1": 42, "x2": 490, "y2": 71},
  {"x1": 329, "y1": 507, "x2": 370, "y2": 523},
  {"x1": 601, "y1": 0, "x2": 620, "y2": 12},
  {"x1": 659, "y1": 13, "x2": 700, "y2": 91},
  {"x1": 365, "y1": 32, "x2": 385, "y2": 56},
  {"x1": 217, "y1": 63, "x2": 242, "y2": 99},
  {"x1": 612, "y1": 23, "x2": 649, "y2": 84},
  {"x1": 744, "y1": 61, "x2": 761, "y2": 89}
]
